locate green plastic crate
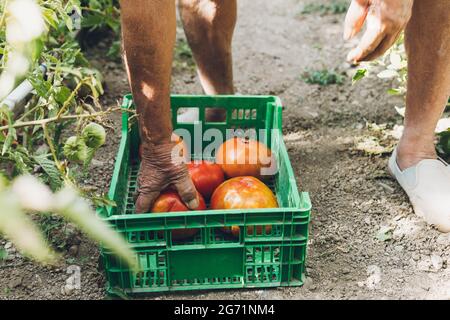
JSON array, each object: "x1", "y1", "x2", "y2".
[{"x1": 97, "y1": 94, "x2": 312, "y2": 295}]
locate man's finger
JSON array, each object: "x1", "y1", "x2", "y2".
[
  {"x1": 135, "y1": 191, "x2": 160, "y2": 213},
  {"x1": 173, "y1": 177, "x2": 199, "y2": 210},
  {"x1": 347, "y1": 21, "x2": 385, "y2": 63},
  {"x1": 363, "y1": 29, "x2": 402, "y2": 62},
  {"x1": 343, "y1": 0, "x2": 370, "y2": 40}
]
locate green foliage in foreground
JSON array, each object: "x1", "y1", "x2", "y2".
[
  {"x1": 0, "y1": 0, "x2": 136, "y2": 268},
  {"x1": 0, "y1": 175, "x2": 137, "y2": 270}
]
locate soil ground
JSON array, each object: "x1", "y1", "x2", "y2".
[{"x1": 1, "y1": 0, "x2": 449, "y2": 300}]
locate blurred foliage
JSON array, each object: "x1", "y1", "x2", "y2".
[
  {"x1": 80, "y1": 0, "x2": 120, "y2": 32},
  {"x1": 79, "y1": 0, "x2": 121, "y2": 60},
  {"x1": 300, "y1": 0, "x2": 349, "y2": 15},
  {"x1": 0, "y1": 0, "x2": 136, "y2": 268},
  {"x1": 302, "y1": 68, "x2": 344, "y2": 86},
  {"x1": 0, "y1": 174, "x2": 136, "y2": 269},
  {"x1": 0, "y1": 0, "x2": 122, "y2": 200},
  {"x1": 173, "y1": 37, "x2": 195, "y2": 74},
  {"x1": 437, "y1": 129, "x2": 450, "y2": 157}
]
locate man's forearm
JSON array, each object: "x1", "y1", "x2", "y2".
[{"x1": 120, "y1": 0, "x2": 176, "y2": 145}]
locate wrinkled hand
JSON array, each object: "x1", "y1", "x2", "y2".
[
  {"x1": 135, "y1": 141, "x2": 198, "y2": 213},
  {"x1": 344, "y1": 0, "x2": 413, "y2": 63}
]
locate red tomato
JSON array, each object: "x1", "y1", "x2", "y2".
[
  {"x1": 215, "y1": 137, "x2": 275, "y2": 180},
  {"x1": 187, "y1": 161, "x2": 225, "y2": 199},
  {"x1": 139, "y1": 133, "x2": 189, "y2": 162},
  {"x1": 210, "y1": 176, "x2": 278, "y2": 237},
  {"x1": 150, "y1": 191, "x2": 206, "y2": 241}
]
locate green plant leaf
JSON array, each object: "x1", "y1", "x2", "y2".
[
  {"x1": 437, "y1": 131, "x2": 450, "y2": 157},
  {"x1": 2, "y1": 127, "x2": 17, "y2": 156},
  {"x1": 82, "y1": 146, "x2": 96, "y2": 173},
  {"x1": 302, "y1": 69, "x2": 344, "y2": 86},
  {"x1": 7, "y1": 150, "x2": 32, "y2": 175},
  {"x1": 1, "y1": 107, "x2": 16, "y2": 156},
  {"x1": 59, "y1": 66, "x2": 83, "y2": 79},
  {"x1": 41, "y1": 7, "x2": 59, "y2": 29},
  {"x1": 0, "y1": 248, "x2": 7, "y2": 261},
  {"x1": 33, "y1": 154, "x2": 63, "y2": 191},
  {"x1": 300, "y1": 1, "x2": 348, "y2": 15},
  {"x1": 65, "y1": 15, "x2": 74, "y2": 31},
  {"x1": 54, "y1": 86, "x2": 72, "y2": 105},
  {"x1": 352, "y1": 69, "x2": 367, "y2": 83},
  {"x1": 31, "y1": 38, "x2": 44, "y2": 63},
  {"x1": 91, "y1": 195, "x2": 116, "y2": 208},
  {"x1": 387, "y1": 88, "x2": 402, "y2": 95},
  {"x1": 80, "y1": 13, "x2": 105, "y2": 29},
  {"x1": 107, "y1": 40, "x2": 122, "y2": 60},
  {"x1": 28, "y1": 73, "x2": 52, "y2": 98}
]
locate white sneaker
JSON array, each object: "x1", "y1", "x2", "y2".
[{"x1": 388, "y1": 147, "x2": 450, "y2": 233}]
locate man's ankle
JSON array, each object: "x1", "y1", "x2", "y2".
[{"x1": 396, "y1": 140, "x2": 437, "y2": 171}]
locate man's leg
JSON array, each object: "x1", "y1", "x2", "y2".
[
  {"x1": 121, "y1": 0, "x2": 176, "y2": 144},
  {"x1": 121, "y1": 0, "x2": 198, "y2": 212},
  {"x1": 389, "y1": 0, "x2": 450, "y2": 232},
  {"x1": 178, "y1": 0, "x2": 237, "y2": 121},
  {"x1": 396, "y1": 0, "x2": 450, "y2": 169}
]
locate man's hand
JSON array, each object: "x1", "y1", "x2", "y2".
[
  {"x1": 135, "y1": 141, "x2": 199, "y2": 213},
  {"x1": 344, "y1": 0, "x2": 414, "y2": 63}
]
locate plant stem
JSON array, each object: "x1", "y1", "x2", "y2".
[
  {"x1": 0, "y1": 0, "x2": 8, "y2": 30},
  {"x1": 56, "y1": 78, "x2": 88, "y2": 119},
  {"x1": 16, "y1": 98, "x2": 44, "y2": 122},
  {"x1": 42, "y1": 123, "x2": 64, "y2": 174},
  {"x1": 0, "y1": 107, "x2": 126, "y2": 132}
]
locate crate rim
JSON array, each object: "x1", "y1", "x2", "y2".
[{"x1": 100, "y1": 203, "x2": 312, "y2": 222}]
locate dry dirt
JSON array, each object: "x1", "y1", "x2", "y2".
[{"x1": 1, "y1": 0, "x2": 449, "y2": 300}]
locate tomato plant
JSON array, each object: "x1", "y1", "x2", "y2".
[
  {"x1": 0, "y1": 0, "x2": 136, "y2": 266},
  {"x1": 0, "y1": 0, "x2": 126, "y2": 201}
]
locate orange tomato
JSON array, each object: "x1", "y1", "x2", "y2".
[
  {"x1": 215, "y1": 137, "x2": 275, "y2": 180},
  {"x1": 151, "y1": 191, "x2": 206, "y2": 241},
  {"x1": 210, "y1": 176, "x2": 278, "y2": 236}
]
